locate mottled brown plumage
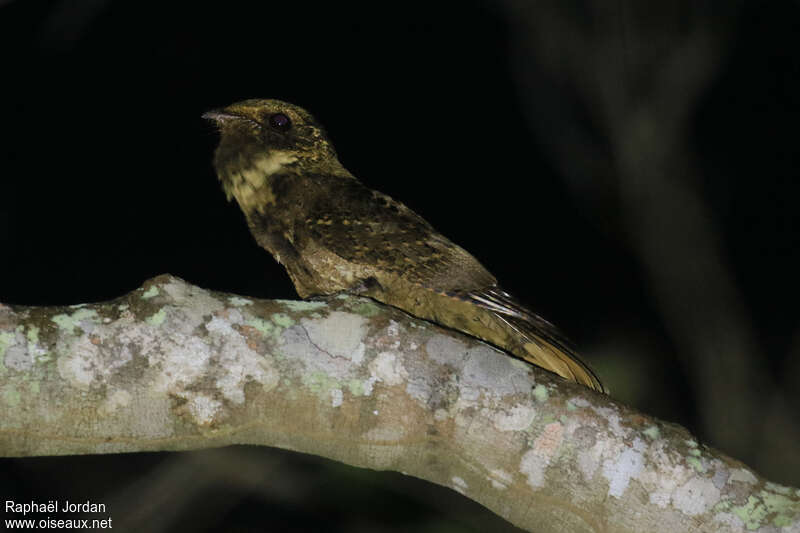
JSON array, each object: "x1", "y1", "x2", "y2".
[{"x1": 204, "y1": 99, "x2": 605, "y2": 393}]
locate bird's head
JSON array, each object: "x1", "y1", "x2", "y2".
[{"x1": 204, "y1": 99, "x2": 344, "y2": 213}]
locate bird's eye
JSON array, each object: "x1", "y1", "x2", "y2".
[{"x1": 268, "y1": 113, "x2": 292, "y2": 131}]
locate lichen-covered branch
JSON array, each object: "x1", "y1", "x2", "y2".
[{"x1": 0, "y1": 275, "x2": 797, "y2": 532}]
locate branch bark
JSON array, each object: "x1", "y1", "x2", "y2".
[{"x1": 1, "y1": 275, "x2": 797, "y2": 532}]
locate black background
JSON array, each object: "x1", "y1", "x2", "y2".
[{"x1": 1, "y1": 1, "x2": 799, "y2": 531}]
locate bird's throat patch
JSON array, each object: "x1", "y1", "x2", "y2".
[{"x1": 223, "y1": 151, "x2": 297, "y2": 214}]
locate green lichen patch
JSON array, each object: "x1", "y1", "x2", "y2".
[
  {"x1": 145, "y1": 308, "x2": 167, "y2": 326},
  {"x1": 687, "y1": 456, "x2": 705, "y2": 473},
  {"x1": 23, "y1": 326, "x2": 49, "y2": 363},
  {"x1": 540, "y1": 414, "x2": 556, "y2": 426},
  {"x1": 730, "y1": 491, "x2": 800, "y2": 531},
  {"x1": 2, "y1": 385, "x2": 21, "y2": 407},
  {"x1": 714, "y1": 500, "x2": 731, "y2": 512},
  {"x1": 642, "y1": 425, "x2": 660, "y2": 440},
  {"x1": 246, "y1": 318, "x2": 276, "y2": 337},
  {"x1": 765, "y1": 481, "x2": 794, "y2": 496},
  {"x1": 304, "y1": 371, "x2": 340, "y2": 395},
  {"x1": 228, "y1": 296, "x2": 253, "y2": 307},
  {"x1": 532, "y1": 384, "x2": 549, "y2": 403},
  {"x1": 333, "y1": 296, "x2": 381, "y2": 317},
  {"x1": 51, "y1": 308, "x2": 100, "y2": 334},
  {"x1": 272, "y1": 313, "x2": 294, "y2": 328},
  {"x1": 0, "y1": 331, "x2": 15, "y2": 363},
  {"x1": 141, "y1": 286, "x2": 160, "y2": 299},
  {"x1": 762, "y1": 490, "x2": 800, "y2": 528},
  {"x1": 350, "y1": 300, "x2": 380, "y2": 317},
  {"x1": 347, "y1": 379, "x2": 365, "y2": 396},
  {"x1": 280, "y1": 300, "x2": 327, "y2": 312},
  {"x1": 25, "y1": 326, "x2": 40, "y2": 344},
  {"x1": 732, "y1": 495, "x2": 769, "y2": 530}
]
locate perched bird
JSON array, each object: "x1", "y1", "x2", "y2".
[{"x1": 204, "y1": 99, "x2": 605, "y2": 393}]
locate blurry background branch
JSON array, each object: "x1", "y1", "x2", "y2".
[
  {"x1": 494, "y1": 0, "x2": 799, "y2": 478},
  {"x1": 1, "y1": 276, "x2": 798, "y2": 533}
]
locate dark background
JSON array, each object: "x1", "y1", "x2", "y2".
[{"x1": 1, "y1": 1, "x2": 799, "y2": 531}]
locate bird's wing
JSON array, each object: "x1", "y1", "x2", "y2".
[{"x1": 303, "y1": 177, "x2": 497, "y2": 291}]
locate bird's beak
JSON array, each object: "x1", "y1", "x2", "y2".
[{"x1": 202, "y1": 109, "x2": 243, "y2": 124}]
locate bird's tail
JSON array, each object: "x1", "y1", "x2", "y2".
[{"x1": 464, "y1": 287, "x2": 606, "y2": 393}]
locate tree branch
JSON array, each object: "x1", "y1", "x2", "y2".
[{"x1": 1, "y1": 275, "x2": 797, "y2": 532}]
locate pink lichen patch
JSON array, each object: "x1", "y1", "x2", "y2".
[
  {"x1": 534, "y1": 422, "x2": 564, "y2": 455},
  {"x1": 520, "y1": 422, "x2": 565, "y2": 489}
]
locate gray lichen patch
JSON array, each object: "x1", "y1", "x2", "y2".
[
  {"x1": 56, "y1": 336, "x2": 115, "y2": 390},
  {"x1": 204, "y1": 312, "x2": 280, "y2": 404},
  {"x1": 672, "y1": 475, "x2": 721, "y2": 516},
  {"x1": 425, "y1": 334, "x2": 531, "y2": 399},
  {"x1": 425, "y1": 334, "x2": 469, "y2": 367},
  {"x1": 276, "y1": 308, "x2": 421, "y2": 407},
  {"x1": 408, "y1": 333, "x2": 538, "y2": 440},
  {"x1": 601, "y1": 437, "x2": 647, "y2": 498},
  {"x1": 368, "y1": 352, "x2": 408, "y2": 386},
  {"x1": 281, "y1": 319, "x2": 366, "y2": 385},
  {"x1": 138, "y1": 305, "x2": 280, "y2": 425},
  {"x1": 184, "y1": 394, "x2": 224, "y2": 426},
  {"x1": 461, "y1": 345, "x2": 531, "y2": 399},
  {"x1": 2, "y1": 327, "x2": 35, "y2": 372},
  {"x1": 147, "y1": 333, "x2": 213, "y2": 393},
  {"x1": 300, "y1": 311, "x2": 368, "y2": 364},
  {"x1": 158, "y1": 277, "x2": 226, "y2": 321},
  {"x1": 492, "y1": 404, "x2": 537, "y2": 432}
]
